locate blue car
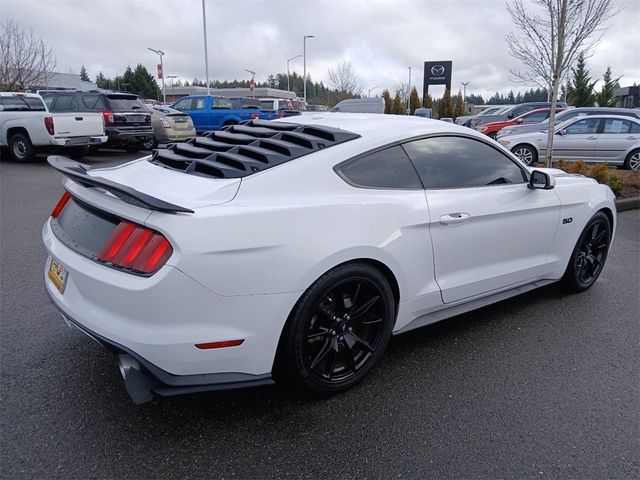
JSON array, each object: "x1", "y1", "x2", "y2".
[{"x1": 171, "y1": 95, "x2": 277, "y2": 133}]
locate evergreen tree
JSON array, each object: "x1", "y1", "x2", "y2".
[
  {"x1": 422, "y1": 92, "x2": 433, "y2": 110},
  {"x1": 438, "y1": 89, "x2": 454, "y2": 118},
  {"x1": 409, "y1": 86, "x2": 420, "y2": 114},
  {"x1": 453, "y1": 91, "x2": 465, "y2": 118},
  {"x1": 507, "y1": 90, "x2": 515, "y2": 104},
  {"x1": 95, "y1": 71, "x2": 111, "y2": 90},
  {"x1": 391, "y1": 91, "x2": 404, "y2": 115},
  {"x1": 567, "y1": 53, "x2": 597, "y2": 107},
  {"x1": 382, "y1": 89, "x2": 392, "y2": 114},
  {"x1": 79, "y1": 65, "x2": 90, "y2": 82},
  {"x1": 596, "y1": 66, "x2": 620, "y2": 107}
]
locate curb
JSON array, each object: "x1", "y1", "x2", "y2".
[{"x1": 615, "y1": 197, "x2": 640, "y2": 212}]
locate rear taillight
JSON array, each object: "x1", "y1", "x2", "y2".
[
  {"x1": 97, "y1": 221, "x2": 173, "y2": 275},
  {"x1": 251, "y1": 113, "x2": 260, "y2": 119},
  {"x1": 51, "y1": 192, "x2": 71, "y2": 218},
  {"x1": 44, "y1": 116, "x2": 55, "y2": 135},
  {"x1": 101, "y1": 110, "x2": 115, "y2": 125}
]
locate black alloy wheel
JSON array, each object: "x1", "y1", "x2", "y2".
[
  {"x1": 276, "y1": 263, "x2": 394, "y2": 394},
  {"x1": 562, "y1": 212, "x2": 611, "y2": 292},
  {"x1": 142, "y1": 136, "x2": 158, "y2": 150}
]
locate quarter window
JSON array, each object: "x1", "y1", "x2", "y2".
[
  {"x1": 402, "y1": 136, "x2": 526, "y2": 189},
  {"x1": 81, "y1": 94, "x2": 106, "y2": 110},
  {"x1": 338, "y1": 146, "x2": 422, "y2": 189},
  {"x1": 602, "y1": 118, "x2": 633, "y2": 134},
  {"x1": 53, "y1": 95, "x2": 76, "y2": 112}
]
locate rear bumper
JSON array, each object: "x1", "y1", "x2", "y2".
[
  {"x1": 52, "y1": 135, "x2": 108, "y2": 147},
  {"x1": 157, "y1": 128, "x2": 195, "y2": 143},
  {"x1": 47, "y1": 296, "x2": 273, "y2": 404},
  {"x1": 105, "y1": 127, "x2": 154, "y2": 146}
]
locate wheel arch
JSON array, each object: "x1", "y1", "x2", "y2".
[{"x1": 6, "y1": 126, "x2": 30, "y2": 144}]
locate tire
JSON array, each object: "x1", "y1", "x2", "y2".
[
  {"x1": 125, "y1": 142, "x2": 142, "y2": 153},
  {"x1": 9, "y1": 132, "x2": 36, "y2": 163},
  {"x1": 275, "y1": 262, "x2": 395, "y2": 394},
  {"x1": 561, "y1": 211, "x2": 611, "y2": 292},
  {"x1": 623, "y1": 149, "x2": 640, "y2": 171},
  {"x1": 142, "y1": 136, "x2": 158, "y2": 150},
  {"x1": 67, "y1": 146, "x2": 89, "y2": 160},
  {"x1": 512, "y1": 144, "x2": 537, "y2": 166}
]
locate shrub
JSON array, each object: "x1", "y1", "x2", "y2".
[
  {"x1": 555, "y1": 159, "x2": 568, "y2": 171},
  {"x1": 607, "y1": 174, "x2": 624, "y2": 196},
  {"x1": 589, "y1": 163, "x2": 609, "y2": 184},
  {"x1": 572, "y1": 160, "x2": 589, "y2": 175}
]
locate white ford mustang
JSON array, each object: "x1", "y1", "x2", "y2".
[{"x1": 43, "y1": 114, "x2": 616, "y2": 404}]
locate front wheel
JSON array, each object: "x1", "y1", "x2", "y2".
[
  {"x1": 624, "y1": 149, "x2": 639, "y2": 171},
  {"x1": 512, "y1": 144, "x2": 537, "y2": 166},
  {"x1": 561, "y1": 212, "x2": 611, "y2": 292},
  {"x1": 275, "y1": 263, "x2": 395, "y2": 394}
]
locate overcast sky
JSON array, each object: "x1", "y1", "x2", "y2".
[{"x1": 3, "y1": 0, "x2": 639, "y2": 98}]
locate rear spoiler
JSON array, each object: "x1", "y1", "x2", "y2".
[{"x1": 47, "y1": 156, "x2": 194, "y2": 214}]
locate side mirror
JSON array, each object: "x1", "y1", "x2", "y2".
[
  {"x1": 507, "y1": 113, "x2": 514, "y2": 119},
  {"x1": 516, "y1": 118, "x2": 524, "y2": 124},
  {"x1": 556, "y1": 129, "x2": 567, "y2": 136},
  {"x1": 528, "y1": 170, "x2": 556, "y2": 190}
]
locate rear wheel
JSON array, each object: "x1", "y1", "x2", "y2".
[
  {"x1": 561, "y1": 212, "x2": 611, "y2": 292},
  {"x1": 512, "y1": 144, "x2": 537, "y2": 166},
  {"x1": 142, "y1": 136, "x2": 158, "y2": 150},
  {"x1": 125, "y1": 142, "x2": 142, "y2": 153},
  {"x1": 624, "y1": 149, "x2": 639, "y2": 171},
  {"x1": 275, "y1": 263, "x2": 395, "y2": 394},
  {"x1": 9, "y1": 132, "x2": 36, "y2": 162}
]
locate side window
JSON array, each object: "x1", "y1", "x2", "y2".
[
  {"x1": 630, "y1": 122, "x2": 640, "y2": 134},
  {"x1": 338, "y1": 145, "x2": 422, "y2": 189},
  {"x1": 53, "y1": 95, "x2": 76, "y2": 112},
  {"x1": 81, "y1": 94, "x2": 106, "y2": 110},
  {"x1": 523, "y1": 110, "x2": 549, "y2": 123},
  {"x1": 565, "y1": 118, "x2": 600, "y2": 134},
  {"x1": 173, "y1": 98, "x2": 192, "y2": 110},
  {"x1": 511, "y1": 105, "x2": 533, "y2": 117},
  {"x1": 602, "y1": 119, "x2": 632, "y2": 134},
  {"x1": 403, "y1": 136, "x2": 526, "y2": 189},
  {"x1": 195, "y1": 98, "x2": 207, "y2": 110},
  {"x1": 43, "y1": 96, "x2": 54, "y2": 109}
]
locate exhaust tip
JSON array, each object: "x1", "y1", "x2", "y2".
[{"x1": 118, "y1": 354, "x2": 141, "y2": 379}]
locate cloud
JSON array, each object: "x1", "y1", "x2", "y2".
[{"x1": 2, "y1": 0, "x2": 637, "y2": 99}]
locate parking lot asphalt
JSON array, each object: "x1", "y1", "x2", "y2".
[{"x1": 1, "y1": 151, "x2": 639, "y2": 479}]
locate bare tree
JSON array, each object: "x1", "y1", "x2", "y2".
[
  {"x1": 327, "y1": 61, "x2": 362, "y2": 98},
  {"x1": 0, "y1": 20, "x2": 57, "y2": 91},
  {"x1": 506, "y1": 0, "x2": 619, "y2": 166}
]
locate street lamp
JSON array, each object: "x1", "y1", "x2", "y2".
[
  {"x1": 303, "y1": 35, "x2": 315, "y2": 104},
  {"x1": 461, "y1": 81, "x2": 470, "y2": 106},
  {"x1": 167, "y1": 75, "x2": 177, "y2": 100},
  {"x1": 201, "y1": 0, "x2": 210, "y2": 95},
  {"x1": 407, "y1": 67, "x2": 412, "y2": 114},
  {"x1": 147, "y1": 47, "x2": 165, "y2": 103},
  {"x1": 245, "y1": 69, "x2": 256, "y2": 97},
  {"x1": 287, "y1": 55, "x2": 303, "y2": 93},
  {"x1": 367, "y1": 86, "x2": 378, "y2": 98}
]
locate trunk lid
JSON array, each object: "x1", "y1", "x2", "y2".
[{"x1": 51, "y1": 112, "x2": 104, "y2": 138}]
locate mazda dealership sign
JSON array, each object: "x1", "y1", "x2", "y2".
[{"x1": 423, "y1": 61, "x2": 452, "y2": 97}]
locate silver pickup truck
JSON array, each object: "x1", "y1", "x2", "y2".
[{"x1": 0, "y1": 92, "x2": 107, "y2": 162}]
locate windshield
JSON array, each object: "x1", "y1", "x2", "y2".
[
  {"x1": 260, "y1": 100, "x2": 275, "y2": 109},
  {"x1": 212, "y1": 98, "x2": 232, "y2": 109}
]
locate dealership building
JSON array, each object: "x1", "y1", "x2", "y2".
[{"x1": 162, "y1": 86, "x2": 296, "y2": 103}]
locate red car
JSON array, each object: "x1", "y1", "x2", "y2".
[{"x1": 475, "y1": 107, "x2": 566, "y2": 139}]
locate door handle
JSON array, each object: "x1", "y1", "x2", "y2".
[
  {"x1": 625, "y1": 136, "x2": 638, "y2": 140},
  {"x1": 74, "y1": 117, "x2": 83, "y2": 121},
  {"x1": 440, "y1": 213, "x2": 470, "y2": 225},
  {"x1": 585, "y1": 136, "x2": 597, "y2": 140}
]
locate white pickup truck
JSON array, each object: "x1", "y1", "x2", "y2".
[{"x1": 0, "y1": 92, "x2": 107, "y2": 162}]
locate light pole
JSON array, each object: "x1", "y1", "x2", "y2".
[
  {"x1": 167, "y1": 75, "x2": 177, "y2": 100},
  {"x1": 303, "y1": 35, "x2": 315, "y2": 104},
  {"x1": 147, "y1": 47, "x2": 165, "y2": 103},
  {"x1": 287, "y1": 55, "x2": 303, "y2": 93},
  {"x1": 407, "y1": 67, "x2": 412, "y2": 114},
  {"x1": 367, "y1": 86, "x2": 378, "y2": 98},
  {"x1": 201, "y1": 0, "x2": 210, "y2": 95},
  {"x1": 461, "y1": 81, "x2": 469, "y2": 110},
  {"x1": 245, "y1": 69, "x2": 256, "y2": 97}
]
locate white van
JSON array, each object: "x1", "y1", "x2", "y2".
[{"x1": 330, "y1": 98, "x2": 384, "y2": 114}]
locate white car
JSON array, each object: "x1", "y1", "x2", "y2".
[
  {"x1": 43, "y1": 114, "x2": 616, "y2": 404},
  {"x1": 499, "y1": 114, "x2": 640, "y2": 170}
]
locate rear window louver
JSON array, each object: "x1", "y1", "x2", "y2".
[{"x1": 149, "y1": 119, "x2": 360, "y2": 179}]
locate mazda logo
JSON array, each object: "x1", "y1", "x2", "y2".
[{"x1": 431, "y1": 65, "x2": 445, "y2": 76}]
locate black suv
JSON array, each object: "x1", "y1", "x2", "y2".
[{"x1": 42, "y1": 91, "x2": 153, "y2": 152}]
